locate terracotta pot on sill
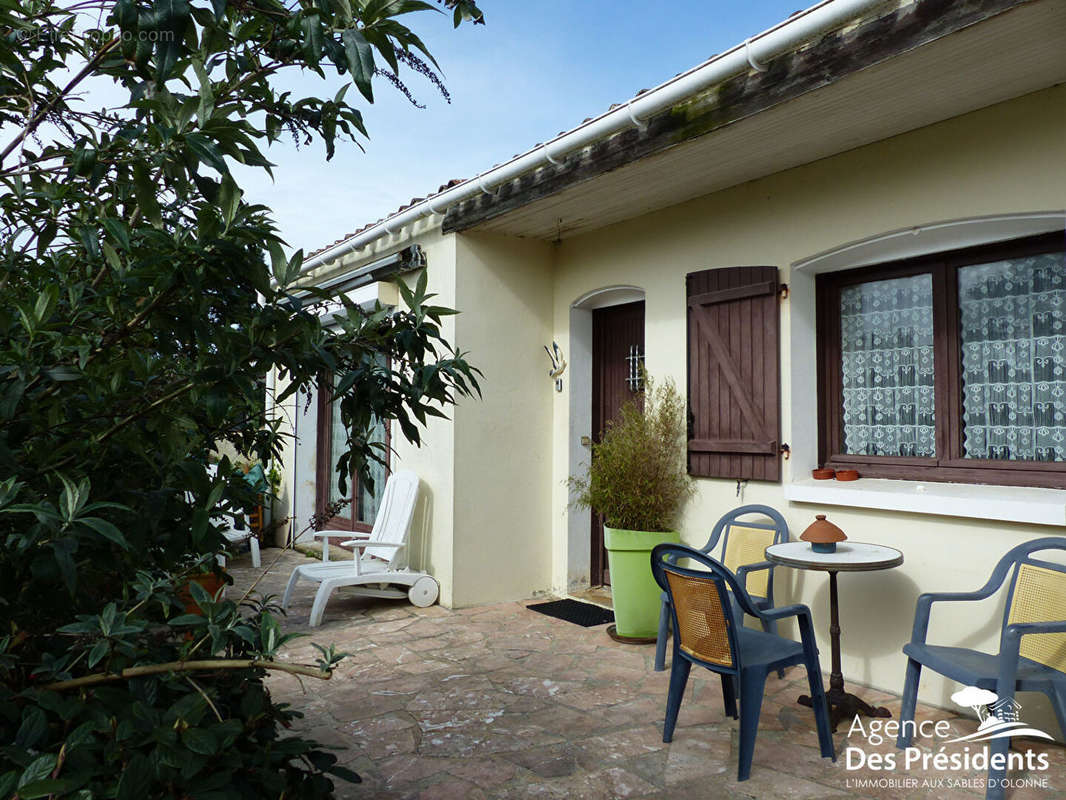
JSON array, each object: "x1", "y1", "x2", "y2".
[
  {"x1": 812, "y1": 468, "x2": 836, "y2": 480},
  {"x1": 835, "y1": 469, "x2": 860, "y2": 481}
]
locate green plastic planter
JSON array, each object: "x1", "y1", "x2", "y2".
[{"x1": 604, "y1": 526, "x2": 680, "y2": 639}]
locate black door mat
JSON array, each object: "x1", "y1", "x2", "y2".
[{"x1": 527, "y1": 599, "x2": 614, "y2": 627}]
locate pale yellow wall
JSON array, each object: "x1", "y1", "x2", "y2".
[
  {"x1": 450, "y1": 232, "x2": 555, "y2": 607},
  {"x1": 391, "y1": 229, "x2": 458, "y2": 606},
  {"x1": 271, "y1": 224, "x2": 557, "y2": 610},
  {"x1": 268, "y1": 219, "x2": 459, "y2": 605},
  {"x1": 549, "y1": 85, "x2": 1066, "y2": 724},
  {"x1": 272, "y1": 224, "x2": 556, "y2": 610}
]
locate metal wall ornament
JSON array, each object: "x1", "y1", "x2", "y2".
[{"x1": 544, "y1": 341, "x2": 567, "y2": 392}]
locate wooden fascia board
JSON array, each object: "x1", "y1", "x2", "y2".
[{"x1": 442, "y1": 0, "x2": 1035, "y2": 236}]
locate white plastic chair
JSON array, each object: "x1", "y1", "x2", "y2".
[
  {"x1": 282, "y1": 469, "x2": 438, "y2": 626},
  {"x1": 219, "y1": 519, "x2": 261, "y2": 569},
  {"x1": 202, "y1": 465, "x2": 261, "y2": 568}
]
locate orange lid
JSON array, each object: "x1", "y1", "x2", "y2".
[{"x1": 800, "y1": 514, "x2": 847, "y2": 544}]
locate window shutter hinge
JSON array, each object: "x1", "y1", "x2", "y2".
[
  {"x1": 779, "y1": 284, "x2": 789, "y2": 300},
  {"x1": 780, "y1": 443, "x2": 791, "y2": 460}
]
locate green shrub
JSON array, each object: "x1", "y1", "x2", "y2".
[
  {"x1": 0, "y1": 583, "x2": 356, "y2": 799},
  {"x1": 569, "y1": 376, "x2": 694, "y2": 532},
  {"x1": 0, "y1": 0, "x2": 484, "y2": 795}
]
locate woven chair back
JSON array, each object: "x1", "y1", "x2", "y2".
[
  {"x1": 664, "y1": 568, "x2": 735, "y2": 667},
  {"x1": 1008, "y1": 561, "x2": 1066, "y2": 673},
  {"x1": 723, "y1": 524, "x2": 777, "y2": 598}
]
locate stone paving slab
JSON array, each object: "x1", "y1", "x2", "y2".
[{"x1": 228, "y1": 549, "x2": 1065, "y2": 799}]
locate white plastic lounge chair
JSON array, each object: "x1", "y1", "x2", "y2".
[
  {"x1": 205, "y1": 464, "x2": 261, "y2": 568},
  {"x1": 282, "y1": 469, "x2": 438, "y2": 626}
]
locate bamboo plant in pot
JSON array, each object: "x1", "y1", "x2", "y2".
[{"x1": 569, "y1": 375, "x2": 694, "y2": 641}]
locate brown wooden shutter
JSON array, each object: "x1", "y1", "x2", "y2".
[{"x1": 687, "y1": 266, "x2": 781, "y2": 481}]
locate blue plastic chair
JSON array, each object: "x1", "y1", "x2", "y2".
[
  {"x1": 654, "y1": 504, "x2": 790, "y2": 672},
  {"x1": 896, "y1": 537, "x2": 1066, "y2": 800},
  {"x1": 651, "y1": 543, "x2": 835, "y2": 781}
]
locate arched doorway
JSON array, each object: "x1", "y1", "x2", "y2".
[{"x1": 568, "y1": 286, "x2": 645, "y2": 588}]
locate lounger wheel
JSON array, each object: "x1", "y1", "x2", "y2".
[{"x1": 408, "y1": 576, "x2": 439, "y2": 607}]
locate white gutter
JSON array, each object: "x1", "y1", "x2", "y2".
[{"x1": 302, "y1": 0, "x2": 890, "y2": 272}]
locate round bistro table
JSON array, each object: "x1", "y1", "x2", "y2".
[{"x1": 765, "y1": 540, "x2": 904, "y2": 732}]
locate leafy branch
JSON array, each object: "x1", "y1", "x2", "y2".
[{"x1": 44, "y1": 659, "x2": 332, "y2": 691}]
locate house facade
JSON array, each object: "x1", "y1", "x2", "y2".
[{"x1": 269, "y1": 0, "x2": 1066, "y2": 722}]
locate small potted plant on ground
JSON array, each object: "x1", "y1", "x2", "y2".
[
  {"x1": 569, "y1": 375, "x2": 694, "y2": 641},
  {"x1": 177, "y1": 554, "x2": 230, "y2": 616}
]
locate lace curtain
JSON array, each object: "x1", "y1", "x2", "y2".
[
  {"x1": 840, "y1": 274, "x2": 936, "y2": 457},
  {"x1": 959, "y1": 254, "x2": 1066, "y2": 461}
]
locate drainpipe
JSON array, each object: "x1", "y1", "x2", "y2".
[
  {"x1": 288, "y1": 392, "x2": 298, "y2": 548},
  {"x1": 301, "y1": 0, "x2": 890, "y2": 272}
]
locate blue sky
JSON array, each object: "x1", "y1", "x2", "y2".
[{"x1": 238, "y1": 1, "x2": 806, "y2": 254}]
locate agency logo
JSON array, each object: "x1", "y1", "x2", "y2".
[
  {"x1": 946, "y1": 686, "x2": 1053, "y2": 744},
  {"x1": 844, "y1": 685, "x2": 1052, "y2": 791}
]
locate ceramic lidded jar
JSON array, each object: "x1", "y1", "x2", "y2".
[{"x1": 800, "y1": 514, "x2": 847, "y2": 554}]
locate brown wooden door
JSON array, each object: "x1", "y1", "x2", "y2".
[{"x1": 591, "y1": 300, "x2": 645, "y2": 586}]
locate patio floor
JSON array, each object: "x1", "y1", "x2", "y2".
[{"x1": 229, "y1": 550, "x2": 1064, "y2": 799}]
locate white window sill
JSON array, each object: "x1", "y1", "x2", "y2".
[{"x1": 784, "y1": 478, "x2": 1066, "y2": 527}]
